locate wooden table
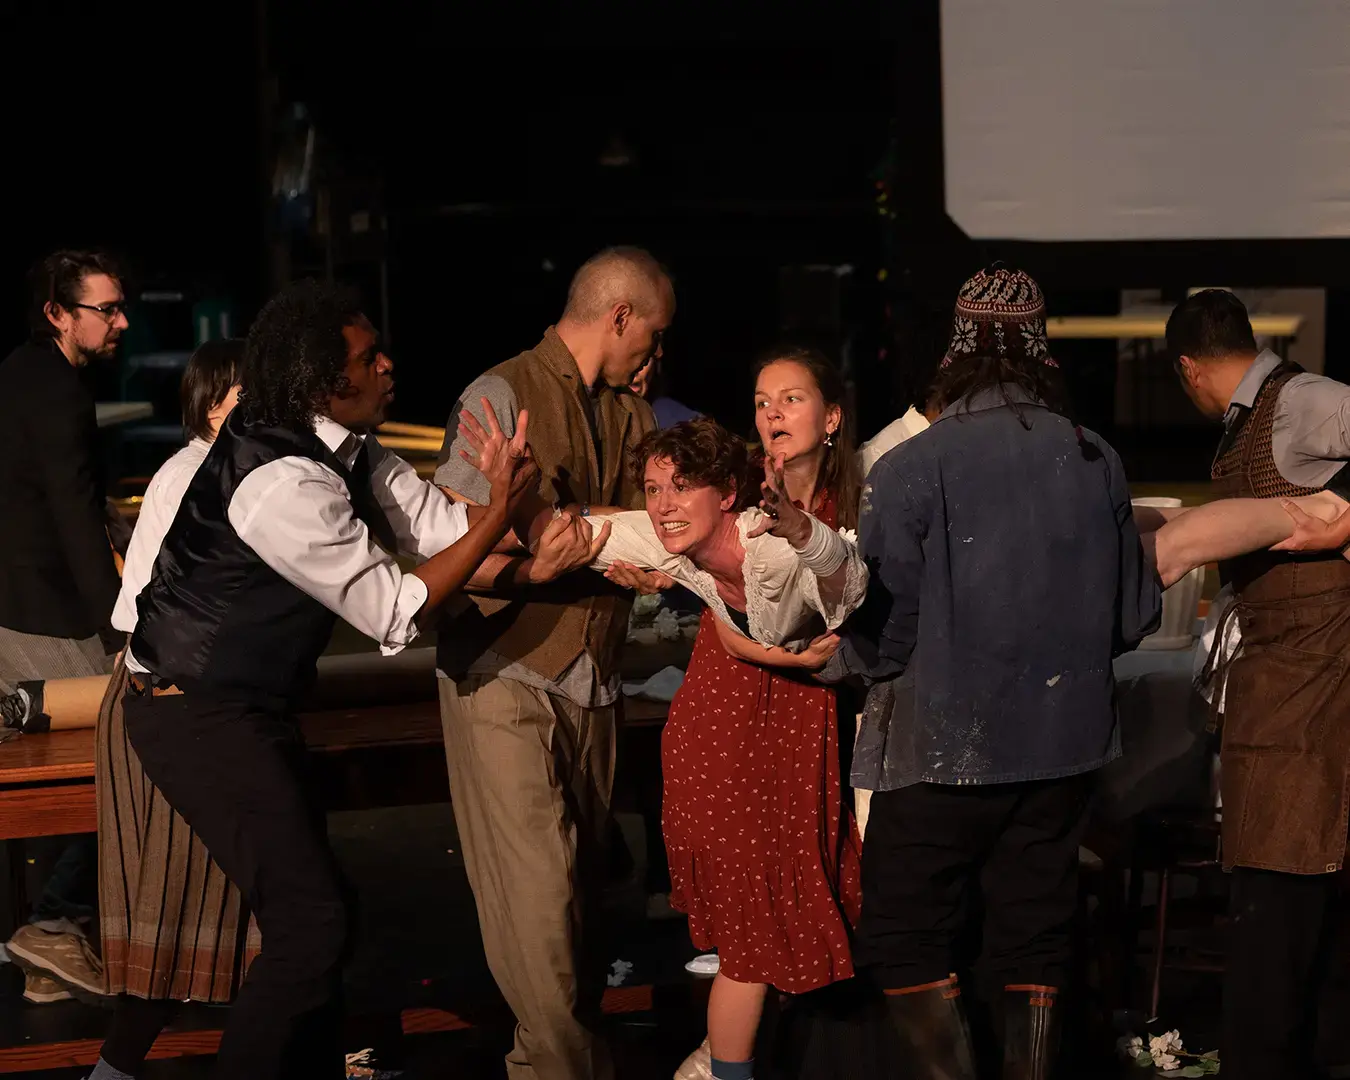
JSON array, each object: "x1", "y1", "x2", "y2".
[
  {"x1": 0, "y1": 694, "x2": 674, "y2": 843},
  {"x1": 93, "y1": 402, "x2": 153, "y2": 429},
  {"x1": 0, "y1": 686, "x2": 675, "y2": 1073}
]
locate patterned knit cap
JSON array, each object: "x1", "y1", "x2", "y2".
[{"x1": 941, "y1": 263, "x2": 1056, "y2": 369}]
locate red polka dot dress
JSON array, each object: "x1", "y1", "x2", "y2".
[{"x1": 661, "y1": 496, "x2": 862, "y2": 994}]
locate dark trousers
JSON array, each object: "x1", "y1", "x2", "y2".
[
  {"x1": 123, "y1": 690, "x2": 351, "y2": 1080},
  {"x1": 1223, "y1": 867, "x2": 1338, "y2": 1080},
  {"x1": 856, "y1": 773, "x2": 1093, "y2": 991}
]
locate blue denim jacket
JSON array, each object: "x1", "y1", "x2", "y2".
[{"x1": 842, "y1": 385, "x2": 1161, "y2": 790}]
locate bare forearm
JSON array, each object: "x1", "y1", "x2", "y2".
[
  {"x1": 411, "y1": 506, "x2": 511, "y2": 623},
  {"x1": 464, "y1": 551, "x2": 539, "y2": 591},
  {"x1": 1133, "y1": 505, "x2": 1190, "y2": 535},
  {"x1": 1152, "y1": 494, "x2": 1343, "y2": 587},
  {"x1": 712, "y1": 615, "x2": 801, "y2": 668}
]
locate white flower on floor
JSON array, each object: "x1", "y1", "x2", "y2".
[
  {"x1": 1149, "y1": 1030, "x2": 1184, "y2": 1072},
  {"x1": 654, "y1": 608, "x2": 681, "y2": 641},
  {"x1": 607, "y1": 959, "x2": 634, "y2": 987},
  {"x1": 632, "y1": 593, "x2": 662, "y2": 617},
  {"x1": 1116, "y1": 1034, "x2": 1144, "y2": 1060}
]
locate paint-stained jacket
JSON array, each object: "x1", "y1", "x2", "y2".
[{"x1": 843, "y1": 385, "x2": 1161, "y2": 790}]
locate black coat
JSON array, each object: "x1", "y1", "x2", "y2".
[{"x1": 0, "y1": 340, "x2": 120, "y2": 646}]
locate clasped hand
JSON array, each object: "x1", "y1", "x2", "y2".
[{"x1": 458, "y1": 397, "x2": 609, "y2": 582}]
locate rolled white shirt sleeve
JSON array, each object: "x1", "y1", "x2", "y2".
[
  {"x1": 587, "y1": 511, "x2": 685, "y2": 577},
  {"x1": 228, "y1": 458, "x2": 430, "y2": 654},
  {"x1": 366, "y1": 442, "x2": 471, "y2": 560}
]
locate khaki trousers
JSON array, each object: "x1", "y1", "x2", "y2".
[{"x1": 438, "y1": 673, "x2": 616, "y2": 1080}]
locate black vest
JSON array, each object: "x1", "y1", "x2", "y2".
[{"x1": 131, "y1": 410, "x2": 389, "y2": 708}]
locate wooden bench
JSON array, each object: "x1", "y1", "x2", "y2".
[{"x1": 0, "y1": 693, "x2": 672, "y2": 846}]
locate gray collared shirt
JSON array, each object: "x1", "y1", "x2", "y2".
[{"x1": 1224, "y1": 350, "x2": 1350, "y2": 493}]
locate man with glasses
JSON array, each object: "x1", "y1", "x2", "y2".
[{"x1": 0, "y1": 250, "x2": 130, "y2": 1003}]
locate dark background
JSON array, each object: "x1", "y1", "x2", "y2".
[{"x1": 5, "y1": 0, "x2": 1349, "y2": 479}]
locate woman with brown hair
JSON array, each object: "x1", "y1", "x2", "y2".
[
  {"x1": 668, "y1": 347, "x2": 863, "y2": 1080},
  {"x1": 562, "y1": 345, "x2": 865, "y2": 1080}
]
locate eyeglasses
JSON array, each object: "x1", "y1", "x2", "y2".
[{"x1": 73, "y1": 301, "x2": 128, "y2": 321}]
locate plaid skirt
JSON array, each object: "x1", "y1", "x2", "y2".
[{"x1": 96, "y1": 657, "x2": 261, "y2": 1001}]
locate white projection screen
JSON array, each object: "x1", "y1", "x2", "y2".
[{"x1": 941, "y1": 0, "x2": 1350, "y2": 241}]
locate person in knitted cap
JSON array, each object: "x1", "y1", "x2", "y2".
[{"x1": 829, "y1": 264, "x2": 1162, "y2": 1079}]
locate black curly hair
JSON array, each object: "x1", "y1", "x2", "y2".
[{"x1": 239, "y1": 279, "x2": 366, "y2": 431}]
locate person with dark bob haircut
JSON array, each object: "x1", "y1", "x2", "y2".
[
  {"x1": 180, "y1": 337, "x2": 244, "y2": 443},
  {"x1": 97, "y1": 279, "x2": 593, "y2": 1080}
]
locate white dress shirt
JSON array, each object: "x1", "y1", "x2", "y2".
[
  {"x1": 112, "y1": 437, "x2": 213, "y2": 634},
  {"x1": 588, "y1": 508, "x2": 868, "y2": 651},
  {"x1": 858, "y1": 406, "x2": 931, "y2": 481},
  {"x1": 126, "y1": 416, "x2": 468, "y2": 673}
]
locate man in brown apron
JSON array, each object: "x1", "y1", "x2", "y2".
[{"x1": 1162, "y1": 289, "x2": 1350, "y2": 1080}]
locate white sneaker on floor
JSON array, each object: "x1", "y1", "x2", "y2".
[
  {"x1": 674, "y1": 1038, "x2": 712, "y2": 1080},
  {"x1": 22, "y1": 971, "x2": 73, "y2": 1004},
  {"x1": 7, "y1": 925, "x2": 106, "y2": 997}
]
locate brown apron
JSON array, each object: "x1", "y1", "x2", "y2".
[{"x1": 1209, "y1": 360, "x2": 1350, "y2": 874}]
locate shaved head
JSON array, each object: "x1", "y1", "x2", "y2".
[{"x1": 562, "y1": 246, "x2": 671, "y2": 324}]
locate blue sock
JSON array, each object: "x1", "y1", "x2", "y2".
[
  {"x1": 711, "y1": 1058, "x2": 754, "y2": 1080},
  {"x1": 87, "y1": 1058, "x2": 136, "y2": 1080}
]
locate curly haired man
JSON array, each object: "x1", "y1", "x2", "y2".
[{"x1": 97, "y1": 279, "x2": 593, "y2": 1080}]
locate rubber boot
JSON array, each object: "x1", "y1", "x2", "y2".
[
  {"x1": 882, "y1": 975, "x2": 979, "y2": 1079},
  {"x1": 1002, "y1": 984, "x2": 1060, "y2": 1080}
]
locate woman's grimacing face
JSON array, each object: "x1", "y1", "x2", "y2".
[{"x1": 643, "y1": 456, "x2": 736, "y2": 557}]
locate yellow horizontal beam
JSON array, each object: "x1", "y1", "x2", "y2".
[
  {"x1": 374, "y1": 435, "x2": 444, "y2": 454},
  {"x1": 1046, "y1": 314, "x2": 1302, "y2": 340},
  {"x1": 376, "y1": 421, "x2": 447, "y2": 441}
]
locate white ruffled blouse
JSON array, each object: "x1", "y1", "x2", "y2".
[{"x1": 589, "y1": 508, "x2": 868, "y2": 651}]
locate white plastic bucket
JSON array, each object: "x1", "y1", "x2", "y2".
[{"x1": 1133, "y1": 497, "x2": 1204, "y2": 650}]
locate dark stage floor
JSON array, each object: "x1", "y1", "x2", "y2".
[{"x1": 5, "y1": 800, "x2": 1322, "y2": 1079}]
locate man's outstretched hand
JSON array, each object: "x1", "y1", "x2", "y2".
[
  {"x1": 460, "y1": 398, "x2": 538, "y2": 518},
  {"x1": 459, "y1": 397, "x2": 527, "y2": 478},
  {"x1": 1273, "y1": 496, "x2": 1350, "y2": 553}
]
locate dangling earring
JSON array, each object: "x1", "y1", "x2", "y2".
[{"x1": 825, "y1": 432, "x2": 835, "y2": 449}]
